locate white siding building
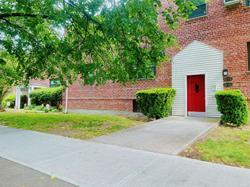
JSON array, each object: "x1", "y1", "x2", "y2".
[{"x1": 172, "y1": 41, "x2": 223, "y2": 117}]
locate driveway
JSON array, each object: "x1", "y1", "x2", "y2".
[
  {"x1": 0, "y1": 118, "x2": 250, "y2": 187},
  {"x1": 92, "y1": 116, "x2": 218, "y2": 154}
]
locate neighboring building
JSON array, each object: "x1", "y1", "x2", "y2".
[
  {"x1": 64, "y1": 0, "x2": 250, "y2": 117},
  {"x1": 14, "y1": 80, "x2": 50, "y2": 109},
  {"x1": 14, "y1": 79, "x2": 61, "y2": 109}
]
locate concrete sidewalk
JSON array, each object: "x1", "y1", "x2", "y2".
[
  {"x1": 0, "y1": 157, "x2": 76, "y2": 187},
  {"x1": 0, "y1": 125, "x2": 250, "y2": 187},
  {"x1": 92, "y1": 116, "x2": 218, "y2": 154}
]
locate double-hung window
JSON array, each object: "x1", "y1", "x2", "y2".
[
  {"x1": 246, "y1": 0, "x2": 250, "y2": 6},
  {"x1": 189, "y1": 0, "x2": 207, "y2": 19},
  {"x1": 137, "y1": 62, "x2": 157, "y2": 80}
]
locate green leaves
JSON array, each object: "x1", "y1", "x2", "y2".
[
  {"x1": 0, "y1": 58, "x2": 6, "y2": 65},
  {"x1": 30, "y1": 86, "x2": 63, "y2": 107},
  {"x1": 163, "y1": 0, "x2": 196, "y2": 30},
  {"x1": 215, "y1": 90, "x2": 249, "y2": 126},
  {"x1": 136, "y1": 88, "x2": 176, "y2": 119},
  {"x1": 0, "y1": 0, "x2": 194, "y2": 85}
]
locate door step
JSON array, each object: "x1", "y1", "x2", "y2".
[{"x1": 188, "y1": 112, "x2": 206, "y2": 117}]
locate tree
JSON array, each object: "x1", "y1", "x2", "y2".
[
  {"x1": 0, "y1": 0, "x2": 195, "y2": 85},
  {"x1": 0, "y1": 52, "x2": 20, "y2": 110}
]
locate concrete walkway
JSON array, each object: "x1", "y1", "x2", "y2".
[
  {"x1": 0, "y1": 157, "x2": 76, "y2": 187},
  {"x1": 93, "y1": 116, "x2": 218, "y2": 154},
  {"x1": 0, "y1": 122, "x2": 250, "y2": 187}
]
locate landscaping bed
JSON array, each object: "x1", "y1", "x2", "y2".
[
  {"x1": 181, "y1": 111, "x2": 250, "y2": 169},
  {"x1": 0, "y1": 112, "x2": 144, "y2": 139}
]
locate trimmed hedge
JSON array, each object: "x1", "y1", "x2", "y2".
[
  {"x1": 2, "y1": 94, "x2": 15, "y2": 108},
  {"x1": 30, "y1": 87, "x2": 63, "y2": 107},
  {"x1": 136, "y1": 88, "x2": 176, "y2": 119},
  {"x1": 2, "y1": 94, "x2": 28, "y2": 109},
  {"x1": 215, "y1": 90, "x2": 248, "y2": 126}
]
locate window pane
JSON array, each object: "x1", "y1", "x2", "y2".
[
  {"x1": 151, "y1": 63, "x2": 156, "y2": 77},
  {"x1": 246, "y1": 0, "x2": 250, "y2": 6},
  {"x1": 138, "y1": 63, "x2": 156, "y2": 80},
  {"x1": 50, "y1": 79, "x2": 61, "y2": 87},
  {"x1": 191, "y1": 0, "x2": 206, "y2": 5},
  {"x1": 189, "y1": 3, "x2": 207, "y2": 19}
]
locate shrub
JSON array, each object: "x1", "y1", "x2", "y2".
[
  {"x1": 215, "y1": 90, "x2": 248, "y2": 126},
  {"x1": 2, "y1": 94, "x2": 15, "y2": 108},
  {"x1": 136, "y1": 88, "x2": 176, "y2": 119},
  {"x1": 24, "y1": 104, "x2": 59, "y2": 113},
  {"x1": 2, "y1": 94, "x2": 28, "y2": 109},
  {"x1": 30, "y1": 87, "x2": 63, "y2": 107}
]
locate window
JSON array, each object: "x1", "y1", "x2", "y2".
[
  {"x1": 246, "y1": 0, "x2": 250, "y2": 6},
  {"x1": 150, "y1": 63, "x2": 157, "y2": 77},
  {"x1": 248, "y1": 42, "x2": 250, "y2": 71},
  {"x1": 142, "y1": 63, "x2": 156, "y2": 80},
  {"x1": 50, "y1": 79, "x2": 61, "y2": 87},
  {"x1": 189, "y1": 1, "x2": 207, "y2": 19},
  {"x1": 132, "y1": 100, "x2": 138, "y2": 112}
]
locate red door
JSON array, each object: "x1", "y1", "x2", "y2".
[{"x1": 187, "y1": 75, "x2": 205, "y2": 112}]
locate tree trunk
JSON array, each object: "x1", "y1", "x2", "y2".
[
  {"x1": 0, "y1": 86, "x2": 9, "y2": 112},
  {"x1": 0, "y1": 105, "x2": 5, "y2": 112}
]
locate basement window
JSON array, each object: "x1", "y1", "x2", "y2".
[
  {"x1": 133, "y1": 99, "x2": 138, "y2": 112},
  {"x1": 189, "y1": 0, "x2": 207, "y2": 19},
  {"x1": 248, "y1": 42, "x2": 250, "y2": 71}
]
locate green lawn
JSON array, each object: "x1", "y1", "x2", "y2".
[
  {"x1": 0, "y1": 112, "x2": 143, "y2": 139},
  {"x1": 181, "y1": 111, "x2": 250, "y2": 168}
]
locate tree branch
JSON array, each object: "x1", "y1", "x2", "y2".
[
  {"x1": 0, "y1": 13, "x2": 49, "y2": 20},
  {"x1": 67, "y1": 0, "x2": 102, "y2": 28}
]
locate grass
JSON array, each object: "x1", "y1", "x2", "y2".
[
  {"x1": 181, "y1": 110, "x2": 250, "y2": 168},
  {"x1": 0, "y1": 112, "x2": 144, "y2": 140}
]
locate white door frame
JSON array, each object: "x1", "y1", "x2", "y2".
[{"x1": 185, "y1": 73, "x2": 208, "y2": 117}]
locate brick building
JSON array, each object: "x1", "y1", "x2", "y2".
[{"x1": 64, "y1": 0, "x2": 250, "y2": 117}]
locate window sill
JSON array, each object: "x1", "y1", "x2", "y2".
[
  {"x1": 138, "y1": 77, "x2": 156, "y2": 81},
  {"x1": 188, "y1": 14, "x2": 208, "y2": 21}
]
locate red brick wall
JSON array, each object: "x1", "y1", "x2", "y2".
[
  {"x1": 64, "y1": 63, "x2": 172, "y2": 111},
  {"x1": 174, "y1": 0, "x2": 250, "y2": 100},
  {"x1": 65, "y1": 0, "x2": 250, "y2": 111},
  {"x1": 66, "y1": 98, "x2": 133, "y2": 111}
]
